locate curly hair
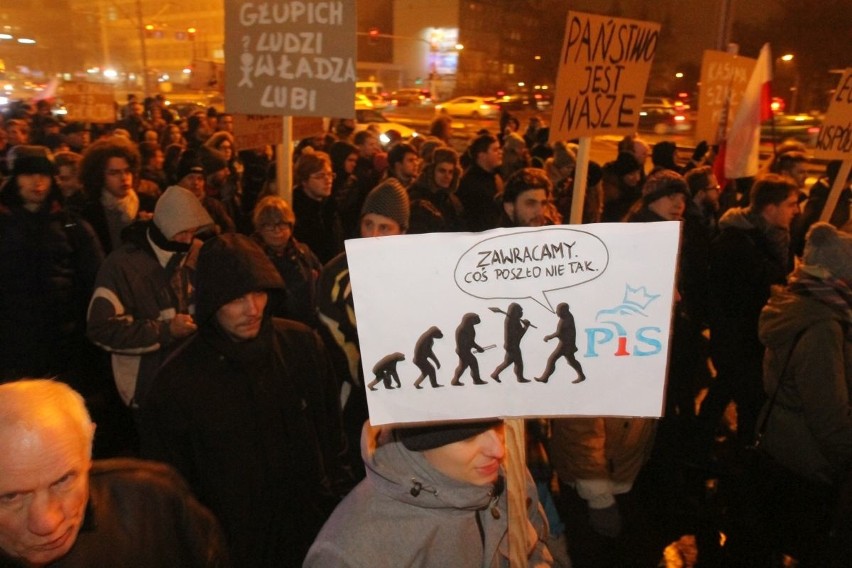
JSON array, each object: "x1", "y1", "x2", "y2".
[{"x1": 78, "y1": 136, "x2": 141, "y2": 198}]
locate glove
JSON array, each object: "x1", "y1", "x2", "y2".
[
  {"x1": 588, "y1": 503, "x2": 622, "y2": 538},
  {"x1": 691, "y1": 140, "x2": 709, "y2": 162}
]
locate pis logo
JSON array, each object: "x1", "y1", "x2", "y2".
[{"x1": 584, "y1": 284, "x2": 663, "y2": 357}]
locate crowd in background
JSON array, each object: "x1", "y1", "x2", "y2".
[{"x1": 1, "y1": 94, "x2": 850, "y2": 567}]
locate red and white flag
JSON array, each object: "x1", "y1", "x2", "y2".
[{"x1": 724, "y1": 43, "x2": 773, "y2": 180}]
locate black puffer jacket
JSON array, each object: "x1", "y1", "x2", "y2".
[{"x1": 0, "y1": 178, "x2": 104, "y2": 381}]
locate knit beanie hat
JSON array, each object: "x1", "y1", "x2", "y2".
[
  {"x1": 613, "y1": 151, "x2": 642, "y2": 177},
  {"x1": 10, "y1": 145, "x2": 56, "y2": 176},
  {"x1": 199, "y1": 146, "x2": 229, "y2": 176},
  {"x1": 153, "y1": 185, "x2": 214, "y2": 239},
  {"x1": 176, "y1": 150, "x2": 204, "y2": 181},
  {"x1": 651, "y1": 141, "x2": 678, "y2": 168},
  {"x1": 195, "y1": 233, "x2": 285, "y2": 324},
  {"x1": 361, "y1": 178, "x2": 410, "y2": 230},
  {"x1": 398, "y1": 419, "x2": 502, "y2": 451},
  {"x1": 802, "y1": 223, "x2": 852, "y2": 281},
  {"x1": 552, "y1": 141, "x2": 576, "y2": 170},
  {"x1": 642, "y1": 169, "x2": 689, "y2": 205}
]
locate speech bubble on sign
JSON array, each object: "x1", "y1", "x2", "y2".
[{"x1": 454, "y1": 228, "x2": 609, "y2": 312}]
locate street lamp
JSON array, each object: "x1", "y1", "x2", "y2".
[{"x1": 778, "y1": 53, "x2": 799, "y2": 113}]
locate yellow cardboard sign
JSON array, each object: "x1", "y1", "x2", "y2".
[
  {"x1": 550, "y1": 11, "x2": 660, "y2": 141},
  {"x1": 815, "y1": 68, "x2": 852, "y2": 160}
]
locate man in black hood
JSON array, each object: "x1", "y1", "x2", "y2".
[{"x1": 139, "y1": 233, "x2": 348, "y2": 568}]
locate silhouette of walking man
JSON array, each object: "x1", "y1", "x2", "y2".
[
  {"x1": 492, "y1": 303, "x2": 532, "y2": 383},
  {"x1": 536, "y1": 302, "x2": 586, "y2": 384},
  {"x1": 413, "y1": 326, "x2": 444, "y2": 389},
  {"x1": 368, "y1": 352, "x2": 405, "y2": 391},
  {"x1": 451, "y1": 313, "x2": 487, "y2": 386}
]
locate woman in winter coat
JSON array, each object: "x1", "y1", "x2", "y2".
[
  {"x1": 305, "y1": 420, "x2": 554, "y2": 567},
  {"x1": 757, "y1": 222, "x2": 852, "y2": 565}
]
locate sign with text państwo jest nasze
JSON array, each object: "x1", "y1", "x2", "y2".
[
  {"x1": 224, "y1": 1, "x2": 356, "y2": 117},
  {"x1": 346, "y1": 223, "x2": 680, "y2": 426},
  {"x1": 550, "y1": 11, "x2": 660, "y2": 142}
]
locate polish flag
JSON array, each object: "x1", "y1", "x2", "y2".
[{"x1": 724, "y1": 43, "x2": 773, "y2": 180}]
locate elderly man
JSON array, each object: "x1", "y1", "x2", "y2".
[
  {"x1": 0, "y1": 379, "x2": 226, "y2": 567},
  {"x1": 139, "y1": 234, "x2": 348, "y2": 567}
]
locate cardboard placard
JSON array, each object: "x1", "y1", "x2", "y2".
[
  {"x1": 347, "y1": 223, "x2": 680, "y2": 426},
  {"x1": 62, "y1": 82, "x2": 116, "y2": 123},
  {"x1": 224, "y1": 0, "x2": 356, "y2": 117},
  {"x1": 695, "y1": 50, "x2": 756, "y2": 144},
  {"x1": 815, "y1": 68, "x2": 852, "y2": 160},
  {"x1": 231, "y1": 114, "x2": 324, "y2": 148},
  {"x1": 550, "y1": 11, "x2": 660, "y2": 141}
]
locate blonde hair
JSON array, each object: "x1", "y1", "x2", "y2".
[
  {"x1": 252, "y1": 195, "x2": 295, "y2": 230},
  {"x1": 0, "y1": 379, "x2": 95, "y2": 457}
]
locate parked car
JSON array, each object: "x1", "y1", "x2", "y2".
[
  {"x1": 491, "y1": 94, "x2": 538, "y2": 112},
  {"x1": 435, "y1": 96, "x2": 501, "y2": 119},
  {"x1": 355, "y1": 93, "x2": 374, "y2": 110},
  {"x1": 637, "y1": 104, "x2": 691, "y2": 134},
  {"x1": 391, "y1": 88, "x2": 432, "y2": 107},
  {"x1": 760, "y1": 113, "x2": 822, "y2": 147},
  {"x1": 365, "y1": 93, "x2": 391, "y2": 110},
  {"x1": 355, "y1": 108, "x2": 418, "y2": 144}
]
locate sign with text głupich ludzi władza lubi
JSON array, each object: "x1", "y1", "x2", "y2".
[
  {"x1": 224, "y1": 1, "x2": 356, "y2": 118},
  {"x1": 550, "y1": 11, "x2": 660, "y2": 142}
]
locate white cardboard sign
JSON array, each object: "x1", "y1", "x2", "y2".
[{"x1": 346, "y1": 223, "x2": 681, "y2": 426}]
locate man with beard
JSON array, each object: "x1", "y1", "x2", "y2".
[{"x1": 501, "y1": 167, "x2": 556, "y2": 227}]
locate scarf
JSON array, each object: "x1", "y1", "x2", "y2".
[
  {"x1": 788, "y1": 267, "x2": 852, "y2": 325},
  {"x1": 100, "y1": 188, "x2": 139, "y2": 224}
]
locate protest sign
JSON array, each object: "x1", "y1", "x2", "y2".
[
  {"x1": 695, "y1": 50, "x2": 756, "y2": 144},
  {"x1": 190, "y1": 59, "x2": 225, "y2": 92},
  {"x1": 346, "y1": 223, "x2": 680, "y2": 426},
  {"x1": 224, "y1": 0, "x2": 356, "y2": 117},
  {"x1": 62, "y1": 82, "x2": 116, "y2": 123},
  {"x1": 232, "y1": 114, "x2": 324, "y2": 149},
  {"x1": 550, "y1": 11, "x2": 660, "y2": 141},
  {"x1": 815, "y1": 68, "x2": 852, "y2": 160}
]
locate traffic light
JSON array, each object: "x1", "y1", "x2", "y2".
[
  {"x1": 368, "y1": 27, "x2": 379, "y2": 45},
  {"x1": 187, "y1": 27, "x2": 196, "y2": 40},
  {"x1": 144, "y1": 24, "x2": 154, "y2": 39}
]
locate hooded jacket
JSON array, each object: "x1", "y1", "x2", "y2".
[
  {"x1": 305, "y1": 424, "x2": 552, "y2": 568},
  {"x1": 140, "y1": 234, "x2": 347, "y2": 568},
  {"x1": 409, "y1": 161, "x2": 466, "y2": 231},
  {"x1": 758, "y1": 285, "x2": 852, "y2": 484}
]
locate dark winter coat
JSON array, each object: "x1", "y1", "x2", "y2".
[
  {"x1": 292, "y1": 186, "x2": 344, "y2": 264},
  {"x1": 457, "y1": 164, "x2": 502, "y2": 232},
  {"x1": 0, "y1": 179, "x2": 103, "y2": 381},
  {"x1": 0, "y1": 459, "x2": 228, "y2": 567},
  {"x1": 139, "y1": 234, "x2": 347, "y2": 567}
]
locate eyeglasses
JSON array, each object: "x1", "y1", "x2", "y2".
[
  {"x1": 261, "y1": 221, "x2": 293, "y2": 232},
  {"x1": 309, "y1": 171, "x2": 336, "y2": 181}
]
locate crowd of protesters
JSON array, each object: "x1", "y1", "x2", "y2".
[{"x1": 0, "y1": 94, "x2": 849, "y2": 567}]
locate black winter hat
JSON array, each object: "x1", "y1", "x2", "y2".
[
  {"x1": 398, "y1": 419, "x2": 502, "y2": 451},
  {"x1": 612, "y1": 151, "x2": 642, "y2": 177},
  {"x1": 195, "y1": 234, "x2": 284, "y2": 323},
  {"x1": 176, "y1": 149, "x2": 204, "y2": 182},
  {"x1": 11, "y1": 146, "x2": 56, "y2": 176}
]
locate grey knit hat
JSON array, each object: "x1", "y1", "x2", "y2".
[
  {"x1": 361, "y1": 178, "x2": 410, "y2": 230},
  {"x1": 803, "y1": 223, "x2": 852, "y2": 281},
  {"x1": 153, "y1": 185, "x2": 214, "y2": 239}
]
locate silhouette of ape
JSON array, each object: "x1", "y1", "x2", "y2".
[
  {"x1": 413, "y1": 326, "x2": 444, "y2": 389},
  {"x1": 368, "y1": 352, "x2": 405, "y2": 391},
  {"x1": 492, "y1": 303, "x2": 532, "y2": 383},
  {"x1": 536, "y1": 302, "x2": 586, "y2": 384},
  {"x1": 451, "y1": 313, "x2": 487, "y2": 386}
]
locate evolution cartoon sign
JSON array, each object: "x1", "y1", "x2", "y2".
[{"x1": 346, "y1": 223, "x2": 681, "y2": 426}]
